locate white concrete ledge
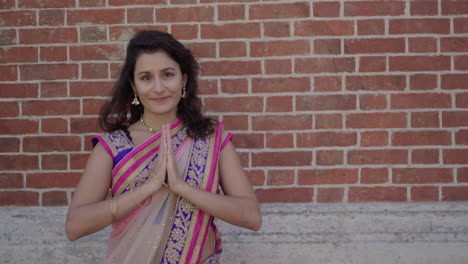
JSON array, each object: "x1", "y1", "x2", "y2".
[{"x1": 1, "y1": 203, "x2": 468, "y2": 263}]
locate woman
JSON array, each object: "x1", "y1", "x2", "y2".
[{"x1": 65, "y1": 30, "x2": 262, "y2": 264}]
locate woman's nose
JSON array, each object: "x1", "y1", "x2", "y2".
[{"x1": 152, "y1": 78, "x2": 165, "y2": 93}]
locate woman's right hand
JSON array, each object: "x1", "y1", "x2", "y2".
[{"x1": 147, "y1": 125, "x2": 169, "y2": 192}]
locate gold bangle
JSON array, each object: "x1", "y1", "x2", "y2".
[
  {"x1": 111, "y1": 197, "x2": 117, "y2": 223},
  {"x1": 131, "y1": 184, "x2": 142, "y2": 207}
]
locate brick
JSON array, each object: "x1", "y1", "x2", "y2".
[
  {"x1": 39, "y1": 9, "x2": 64, "y2": 26},
  {"x1": 266, "y1": 133, "x2": 293, "y2": 148},
  {"x1": 185, "y1": 42, "x2": 216, "y2": 58},
  {"x1": 390, "y1": 19, "x2": 450, "y2": 34},
  {"x1": 23, "y1": 100, "x2": 79, "y2": 116},
  {"x1": 411, "y1": 112, "x2": 439, "y2": 128},
  {"x1": 389, "y1": 56, "x2": 450, "y2": 71},
  {"x1": 222, "y1": 115, "x2": 248, "y2": 131},
  {"x1": 359, "y1": 94, "x2": 387, "y2": 110},
  {"x1": 109, "y1": 0, "x2": 165, "y2": 5},
  {"x1": 0, "y1": 137, "x2": 19, "y2": 152},
  {"x1": 314, "y1": 76, "x2": 341, "y2": 92},
  {"x1": 0, "y1": 83, "x2": 38, "y2": 98},
  {"x1": 0, "y1": 65, "x2": 17, "y2": 81},
  {"x1": 443, "y1": 111, "x2": 468, "y2": 127},
  {"x1": 346, "y1": 75, "x2": 405, "y2": 91},
  {"x1": 410, "y1": 0, "x2": 438, "y2": 15},
  {"x1": 220, "y1": 79, "x2": 247, "y2": 94},
  {"x1": 410, "y1": 74, "x2": 437, "y2": 90},
  {"x1": 218, "y1": 4, "x2": 245, "y2": 21},
  {"x1": 83, "y1": 99, "x2": 107, "y2": 115},
  {"x1": 252, "y1": 77, "x2": 309, "y2": 93},
  {"x1": 201, "y1": 0, "x2": 256, "y2": 2},
  {"x1": 68, "y1": 9, "x2": 125, "y2": 25},
  {"x1": 295, "y1": 20, "x2": 354, "y2": 36},
  {"x1": 205, "y1": 97, "x2": 262, "y2": 113},
  {"x1": 348, "y1": 149, "x2": 408, "y2": 164},
  {"x1": 443, "y1": 149, "x2": 468, "y2": 164},
  {"x1": 359, "y1": 56, "x2": 386, "y2": 72},
  {"x1": 171, "y1": 0, "x2": 197, "y2": 4},
  {"x1": 198, "y1": 79, "x2": 218, "y2": 95},
  {"x1": 231, "y1": 133, "x2": 263, "y2": 149},
  {"x1": 266, "y1": 96, "x2": 292, "y2": 113},
  {"x1": 18, "y1": 0, "x2": 75, "y2": 8},
  {"x1": 456, "y1": 130, "x2": 468, "y2": 145},
  {"x1": 393, "y1": 168, "x2": 452, "y2": 184},
  {"x1": 345, "y1": 38, "x2": 405, "y2": 54},
  {"x1": 42, "y1": 154, "x2": 67, "y2": 170},
  {"x1": 297, "y1": 132, "x2": 357, "y2": 147},
  {"x1": 24, "y1": 136, "x2": 81, "y2": 152},
  {"x1": 219, "y1": 41, "x2": 246, "y2": 58},
  {"x1": 391, "y1": 93, "x2": 451, "y2": 109},
  {"x1": 82, "y1": 63, "x2": 108, "y2": 79},
  {"x1": 267, "y1": 170, "x2": 294, "y2": 186},
  {"x1": 344, "y1": 1, "x2": 405, "y2": 16},
  {"x1": 27, "y1": 172, "x2": 80, "y2": 188},
  {"x1": 250, "y1": 2, "x2": 309, "y2": 19},
  {"x1": 459, "y1": 168, "x2": 468, "y2": 183},
  {"x1": 442, "y1": 0, "x2": 468, "y2": 15},
  {"x1": 357, "y1": 19, "x2": 385, "y2": 35},
  {"x1": 42, "y1": 191, "x2": 68, "y2": 206},
  {"x1": 80, "y1": 26, "x2": 107, "y2": 42},
  {"x1": 253, "y1": 115, "x2": 312, "y2": 131},
  {"x1": 315, "y1": 114, "x2": 342, "y2": 129},
  {"x1": 393, "y1": 131, "x2": 451, "y2": 146},
  {"x1": 347, "y1": 112, "x2": 406, "y2": 129},
  {"x1": 255, "y1": 188, "x2": 313, "y2": 203},
  {"x1": 0, "y1": 173, "x2": 23, "y2": 188},
  {"x1": 0, "y1": 29, "x2": 16, "y2": 45},
  {"x1": 265, "y1": 59, "x2": 292, "y2": 74},
  {"x1": 299, "y1": 169, "x2": 358, "y2": 185},
  {"x1": 0, "y1": 47, "x2": 37, "y2": 63},
  {"x1": 79, "y1": 0, "x2": 106, "y2": 7},
  {"x1": 441, "y1": 37, "x2": 468, "y2": 52},
  {"x1": 245, "y1": 170, "x2": 264, "y2": 186},
  {"x1": 0, "y1": 119, "x2": 38, "y2": 135},
  {"x1": 295, "y1": 57, "x2": 355, "y2": 73},
  {"x1": 0, "y1": 0, "x2": 15, "y2": 9},
  {"x1": 171, "y1": 24, "x2": 197, "y2": 40},
  {"x1": 71, "y1": 118, "x2": 101, "y2": 133},
  {"x1": 42, "y1": 118, "x2": 68, "y2": 133},
  {"x1": 40, "y1": 46, "x2": 67, "y2": 62},
  {"x1": 455, "y1": 56, "x2": 468, "y2": 71},
  {"x1": 40, "y1": 82, "x2": 67, "y2": 97},
  {"x1": 251, "y1": 40, "x2": 309, "y2": 57},
  {"x1": 127, "y1": 8, "x2": 153, "y2": 24},
  {"x1": 412, "y1": 149, "x2": 439, "y2": 164},
  {"x1": 20, "y1": 28, "x2": 77, "y2": 44},
  {"x1": 454, "y1": 18, "x2": 468, "y2": 33},
  {"x1": 442, "y1": 187, "x2": 468, "y2": 201},
  {"x1": 442, "y1": 74, "x2": 468, "y2": 90},
  {"x1": 252, "y1": 151, "x2": 312, "y2": 167},
  {"x1": 264, "y1": 22, "x2": 290, "y2": 38},
  {"x1": 349, "y1": 187, "x2": 407, "y2": 202},
  {"x1": 314, "y1": 39, "x2": 341, "y2": 55},
  {"x1": 361, "y1": 168, "x2": 388, "y2": 184},
  {"x1": 0, "y1": 191, "x2": 38, "y2": 206},
  {"x1": 297, "y1": 94, "x2": 356, "y2": 111},
  {"x1": 0, "y1": 155, "x2": 38, "y2": 170},
  {"x1": 156, "y1": 6, "x2": 213, "y2": 22},
  {"x1": 313, "y1": 1, "x2": 340, "y2": 17},
  {"x1": 411, "y1": 187, "x2": 439, "y2": 202},
  {"x1": 110, "y1": 25, "x2": 168, "y2": 42},
  {"x1": 70, "y1": 153, "x2": 89, "y2": 170},
  {"x1": 360, "y1": 131, "x2": 388, "y2": 147},
  {"x1": 317, "y1": 188, "x2": 344, "y2": 203},
  {"x1": 409, "y1": 37, "x2": 437, "y2": 53},
  {"x1": 0, "y1": 11, "x2": 36, "y2": 26},
  {"x1": 0, "y1": 102, "x2": 19, "y2": 117},
  {"x1": 21, "y1": 64, "x2": 78, "y2": 81},
  {"x1": 70, "y1": 45, "x2": 124, "y2": 61},
  {"x1": 201, "y1": 23, "x2": 260, "y2": 39},
  {"x1": 316, "y1": 150, "x2": 343, "y2": 166},
  {"x1": 201, "y1": 60, "x2": 261, "y2": 76}
]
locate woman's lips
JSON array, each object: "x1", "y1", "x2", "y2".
[{"x1": 152, "y1": 96, "x2": 170, "y2": 102}]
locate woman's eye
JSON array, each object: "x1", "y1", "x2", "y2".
[
  {"x1": 163, "y1": 72, "x2": 174, "y2": 78},
  {"x1": 142, "y1": 75, "x2": 151, "y2": 81}
]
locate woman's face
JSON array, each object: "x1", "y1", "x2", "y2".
[{"x1": 132, "y1": 50, "x2": 187, "y2": 118}]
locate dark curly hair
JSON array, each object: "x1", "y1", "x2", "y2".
[{"x1": 99, "y1": 30, "x2": 215, "y2": 138}]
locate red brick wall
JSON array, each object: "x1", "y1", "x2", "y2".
[{"x1": 1, "y1": 0, "x2": 467, "y2": 206}]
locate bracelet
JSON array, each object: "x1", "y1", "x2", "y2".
[
  {"x1": 110, "y1": 197, "x2": 117, "y2": 223},
  {"x1": 131, "y1": 184, "x2": 142, "y2": 207}
]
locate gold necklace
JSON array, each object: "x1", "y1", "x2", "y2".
[{"x1": 140, "y1": 117, "x2": 158, "y2": 133}]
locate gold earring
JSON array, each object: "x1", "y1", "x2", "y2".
[
  {"x1": 181, "y1": 86, "x2": 186, "y2": 98},
  {"x1": 132, "y1": 93, "x2": 140, "y2": 106}
]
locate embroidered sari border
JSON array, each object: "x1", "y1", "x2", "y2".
[{"x1": 92, "y1": 135, "x2": 115, "y2": 159}]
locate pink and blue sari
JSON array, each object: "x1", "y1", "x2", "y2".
[{"x1": 92, "y1": 119, "x2": 232, "y2": 264}]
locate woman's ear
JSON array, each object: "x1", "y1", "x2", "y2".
[{"x1": 183, "y1": 74, "x2": 188, "y2": 88}]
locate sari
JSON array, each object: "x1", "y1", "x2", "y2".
[{"x1": 92, "y1": 119, "x2": 232, "y2": 264}]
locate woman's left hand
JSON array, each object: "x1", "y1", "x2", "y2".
[{"x1": 163, "y1": 124, "x2": 187, "y2": 194}]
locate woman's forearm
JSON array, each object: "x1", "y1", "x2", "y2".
[{"x1": 174, "y1": 183, "x2": 262, "y2": 231}]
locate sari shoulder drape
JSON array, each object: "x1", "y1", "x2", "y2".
[{"x1": 92, "y1": 130, "x2": 134, "y2": 166}]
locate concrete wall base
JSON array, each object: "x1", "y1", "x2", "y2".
[{"x1": 1, "y1": 203, "x2": 468, "y2": 263}]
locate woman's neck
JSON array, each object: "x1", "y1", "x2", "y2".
[{"x1": 141, "y1": 112, "x2": 178, "y2": 132}]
